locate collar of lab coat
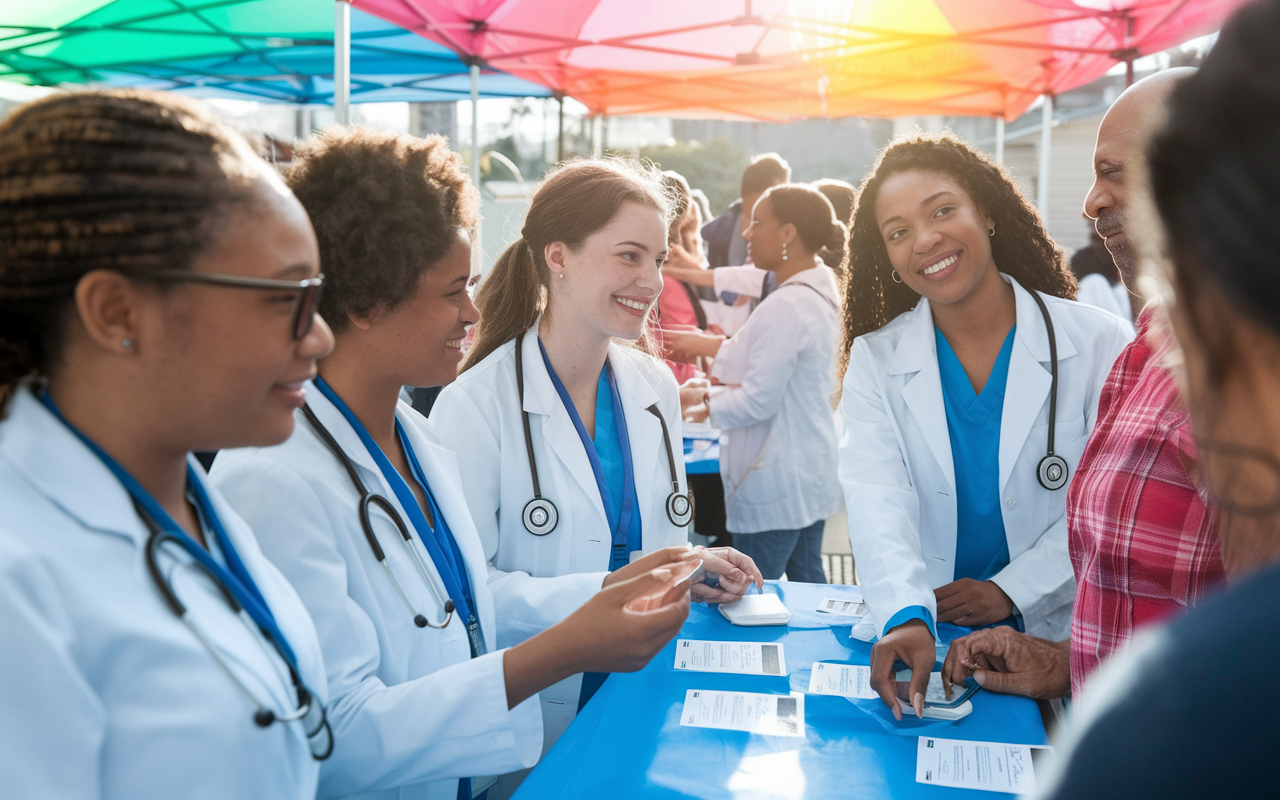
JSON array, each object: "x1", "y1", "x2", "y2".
[
  {"x1": 887, "y1": 273, "x2": 1080, "y2": 492},
  {"x1": 516, "y1": 319, "x2": 664, "y2": 530},
  {"x1": 302, "y1": 380, "x2": 382, "y2": 482},
  {"x1": 777, "y1": 262, "x2": 840, "y2": 305},
  {"x1": 1, "y1": 384, "x2": 156, "y2": 549}
]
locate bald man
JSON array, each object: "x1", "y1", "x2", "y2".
[{"x1": 941, "y1": 69, "x2": 1224, "y2": 701}]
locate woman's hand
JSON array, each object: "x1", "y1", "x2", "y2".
[
  {"x1": 662, "y1": 244, "x2": 714, "y2": 287},
  {"x1": 678, "y1": 378, "x2": 711, "y2": 413},
  {"x1": 602, "y1": 545, "x2": 699, "y2": 588},
  {"x1": 869, "y1": 619, "x2": 936, "y2": 720},
  {"x1": 505, "y1": 561, "x2": 693, "y2": 708},
  {"x1": 665, "y1": 330, "x2": 724, "y2": 363},
  {"x1": 941, "y1": 627, "x2": 1070, "y2": 700},
  {"x1": 690, "y1": 546, "x2": 765, "y2": 603},
  {"x1": 934, "y1": 578, "x2": 1014, "y2": 626}
]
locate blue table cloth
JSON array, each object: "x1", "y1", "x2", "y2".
[
  {"x1": 684, "y1": 437, "x2": 719, "y2": 476},
  {"x1": 513, "y1": 582, "x2": 1047, "y2": 799}
]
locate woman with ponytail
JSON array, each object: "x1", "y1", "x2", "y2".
[
  {"x1": 0, "y1": 90, "x2": 335, "y2": 797},
  {"x1": 432, "y1": 159, "x2": 762, "y2": 755},
  {"x1": 669, "y1": 183, "x2": 846, "y2": 584}
]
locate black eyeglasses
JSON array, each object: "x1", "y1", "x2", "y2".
[{"x1": 137, "y1": 270, "x2": 324, "y2": 340}]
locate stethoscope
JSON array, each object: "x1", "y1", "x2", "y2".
[
  {"x1": 514, "y1": 332, "x2": 694, "y2": 536},
  {"x1": 1028, "y1": 289, "x2": 1069, "y2": 491},
  {"x1": 300, "y1": 404, "x2": 456, "y2": 630},
  {"x1": 142, "y1": 517, "x2": 333, "y2": 760}
]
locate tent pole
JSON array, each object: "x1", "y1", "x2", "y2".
[
  {"x1": 470, "y1": 63, "x2": 482, "y2": 274},
  {"x1": 995, "y1": 116, "x2": 1005, "y2": 165},
  {"x1": 1037, "y1": 93, "x2": 1052, "y2": 215},
  {"x1": 557, "y1": 94, "x2": 565, "y2": 164},
  {"x1": 334, "y1": 0, "x2": 350, "y2": 125},
  {"x1": 591, "y1": 114, "x2": 602, "y2": 157}
]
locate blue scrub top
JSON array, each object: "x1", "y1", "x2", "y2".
[
  {"x1": 883, "y1": 325, "x2": 1016, "y2": 638},
  {"x1": 593, "y1": 368, "x2": 627, "y2": 545}
]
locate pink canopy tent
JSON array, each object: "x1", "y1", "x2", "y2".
[{"x1": 350, "y1": 0, "x2": 1245, "y2": 122}]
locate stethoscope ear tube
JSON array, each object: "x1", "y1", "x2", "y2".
[{"x1": 1029, "y1": 289, "x2": 1068, "y2": 492}]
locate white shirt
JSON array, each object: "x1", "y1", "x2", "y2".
[
  {"x1": 430, "y1": 324, "x2": 690, "y2": 751},
  {"x1": 210, "y1": 384, "x2": 543, "y2": 800},
  {"x1": 839, "y1": 275, "x2": 1133, "y2": 640},
  {"x1": 0, "y1": 386, "x2": 328, "y2": 800},
  {"x1": 710, "y1": 262, "x2": 843, "y2": 534},
  {"x1": 1075, "y1": 273, "x2": 1136, "y2": 334}
]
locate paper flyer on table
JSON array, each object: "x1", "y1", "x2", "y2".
[
  {"x1": 816, "y1": 594, "x2": 867, "y2": 616},
  {"x1": 916, "y1": 736, "x2": 1043, "y2": 793},
  {"x1": 680, "y1": 690, "x2": 805, "y2": 737},
  {"x1": 674, "y1": 639, "x2": 786, "y2": 676},
  {"x1": 807, "y1": 662, "x2": 878, "y2": 699}
]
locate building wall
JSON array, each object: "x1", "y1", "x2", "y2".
[{"x1": 1003, "y1": 112, "x2": 1102, "y2": 254}]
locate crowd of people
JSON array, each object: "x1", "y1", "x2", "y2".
[{"x1": 3, "y1": 0, "x2": 1280, "y2": 796}]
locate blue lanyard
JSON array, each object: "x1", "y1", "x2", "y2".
[
  {"x1": 537, "y1": 340, "x2": 639, "y2": 570},
  {"x1": 36, "y1": 390, "x2": 300, "y2": 672},
  {"x1": 312, "y1": 378, "x2": 481, "y2": 643}
]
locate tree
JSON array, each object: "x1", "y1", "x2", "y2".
[{"x1": 639, "y1": 137, "x2": 749, "y2": 215}]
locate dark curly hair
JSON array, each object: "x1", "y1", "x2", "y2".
[
  {"x1": 840, "y1": 132, "x2": 1076, "y2": 371},
  {"x1": 286, "y1": 127, "x2": 478, "y2": 333},
  {"x1": 0, "y1": 89, "x2": 263, "y2": 410}
]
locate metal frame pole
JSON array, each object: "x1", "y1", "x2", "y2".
[
  {"x1": 334, "y1": 0, "x2": 350, "y2": 125},
  {"x1": 470, "y1": 63, "x2": 482, "y2": 273},
  {"x1": 1037, "y1": 94, "x2": 1053, "y2": 215}
]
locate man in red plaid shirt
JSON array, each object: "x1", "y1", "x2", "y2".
[{"x1": 941, "y1": 68, "x2": 1224, "y2": 700}]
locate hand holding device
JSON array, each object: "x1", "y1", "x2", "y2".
[
  {"x1": 870, "y1": 619, "x2": 936, "y2": 720},
  {"x1": 941, "y1": 626, "x2": 1070, "y2": 700}
]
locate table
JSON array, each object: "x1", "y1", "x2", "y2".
[
  {"x1": 683, "y1": 436, "x2": 719, "y2": 476},
  {"x1": 513, "y1": 582, "x2": 1047, "y2": 800}
]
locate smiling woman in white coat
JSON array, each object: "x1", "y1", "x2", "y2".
[
  {"x1": 431, "y1": 160, "x2": 763, "y2": 754},
  {"x1": 0, "y1": 91, "x2": 335, "y2": 799},
  {"x1": 838, "y1": 134, "x2": 1131, "y2": 720},
  {"x1": 211, "y1": 131, "x2": 702, "y2": 800}
]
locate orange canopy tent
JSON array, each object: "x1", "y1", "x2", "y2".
[{"x1": 350, "y1": 0, "x2": 1246, "y2": 122}]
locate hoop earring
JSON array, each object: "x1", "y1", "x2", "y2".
[
  {"x1": 891, "y1": 270, "x2": 903, "y2": 284},
  {"x1": 989, "y1": 227, "x2": 995, "y2": 237},
  {"x1": 781, "y1": 242, "x2": 788, "y2": 261}
]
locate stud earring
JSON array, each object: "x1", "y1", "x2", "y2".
[
  {"x1": 989, "y1": 226, "x2": 995, "y2": 237},
  {"x1": 558, "y1": 272, "x2": 564, "y2": 279},
  {"x1": 891, "y1": 270, "x2": 903, "y2": 284},
  {"x1": 781, "y1": 241, "x2": 788, "y2": 261},
  {"x1": 121, "y1": 338, "x2": 132, "y2": 348}
]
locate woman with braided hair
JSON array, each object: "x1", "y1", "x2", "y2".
[
  {"x1": 836, "y1": 133, "x2": 1132, "y2": 720},
  {"x1": 0, "y1": 90, "x2": 336, "y2": 798}
]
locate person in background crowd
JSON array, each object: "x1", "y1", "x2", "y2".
[
  {"x1": 1041, "y1": 3, "x2": 1280, "y2": 794},
  {"x1": 0, "y1": 89, "x2": 335, "y2": 799},
  {"x1": 943, "y1": 68, "x2": 1224, "y2": 703},
  {"x1": 813, "y1": 179, "x2": 856, "y2": 278},
  {"x1": 702, "y1": 153, "x2": 791, "y2": 270},
  {"x1": 653, "y1": 171, "x2": 710, "y2": 386},
  {"x1": 430, "y1": 159, "x2": 763, "y2": 761},
  {"x1": 1071, "y1": 225, "x2": 1134, "y2": 325},
  {"x1": 678, "y1": 184, "x2": 845, "y2": 582},
  {"x1": 838, "y1": 133, "x2": 1131, "y2": 720}
]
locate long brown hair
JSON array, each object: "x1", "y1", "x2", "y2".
[
  {"x1": 840, "y1": 133, "x2": 1076, "y2": 372},
  {"x1": 462, "y1": 158, "x2": 672, "y2": 371}
]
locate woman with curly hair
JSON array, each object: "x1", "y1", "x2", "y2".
[
  {"x1": 210, "y1": 132, "x2": 715, "y2": 800},
  {"x1": 837, "y1": 133, "x2": 1132, "y2": 719}
]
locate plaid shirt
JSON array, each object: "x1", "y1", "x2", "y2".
[{"x1": 1068, "y1": 312, "x2": 1224, "y2": 696}]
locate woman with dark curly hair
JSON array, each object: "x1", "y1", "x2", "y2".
[
  {"x1": 209, "y1": 131, "x2": 711, "y2": 800},
  {"x1": 837, "y1": 133, "x2": 1132, "y2": 719}
]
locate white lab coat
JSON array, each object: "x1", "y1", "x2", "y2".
[
  {"x1": 210, "y1": 384, "x2": 543, "y2": 800},
  {"x1": 0, "y1": 386, "x2": 328, "y2": 800},
  {"x1": 430, "y1": 324, "x2": 690, "y2": 751},
  {"x1": 839, "y1": 275, "x2": 1132, "y2": 640},
  {"x1": 710, "y1": 263, "x2": 844, "y2": 534}
]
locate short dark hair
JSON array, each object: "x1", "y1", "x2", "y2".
[
  {"x1": 741, "y1": 153, "x2": 791, "y2": 197},
  {"x1": 286, "y1": 127, "x2": 478, "y2": 333},
  {"x1": 1149, "y1": 0, "x2": 1280, "y2": 346}
]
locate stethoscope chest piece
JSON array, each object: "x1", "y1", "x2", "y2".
[
  {"x1": 1037, "y1": 453, "x2": 1069, "y2": 491},
  {"x1": 666, "y1": 490, "x2": 694, "y2": 528},
  {"x1": 523, "y1": 497, "x2": 558, "y2": 535}
]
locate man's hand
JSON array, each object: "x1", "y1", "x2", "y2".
[
  {"x1": 935, "y1": 578, "x2": 1014, "y2": 626},
  {"x1": 941, "y1": 626, "x2": 1070, "y2": 700},
  {"x1": 870, "y1": 619, "x2": 936, "y2": 720},
  {"x1": 690, "y1": 546, "x2": 765, "y2": 603}
]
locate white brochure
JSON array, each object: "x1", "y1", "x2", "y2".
[
  {"x1": 807, "y1": 662, "x2": 878, "y2": 699},
  {"x1": 680, "y1": 689, "x2": 805, "y2": 737},
  {"x1": 674, "y1": 639, "x2": 786, "y2": 676},
  {"x1": 816, "y1": 596, "x2": 868, "y2": 616},
  {"x1": 916, "y1": 736, "x2": 1044, "y2": 793}
]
